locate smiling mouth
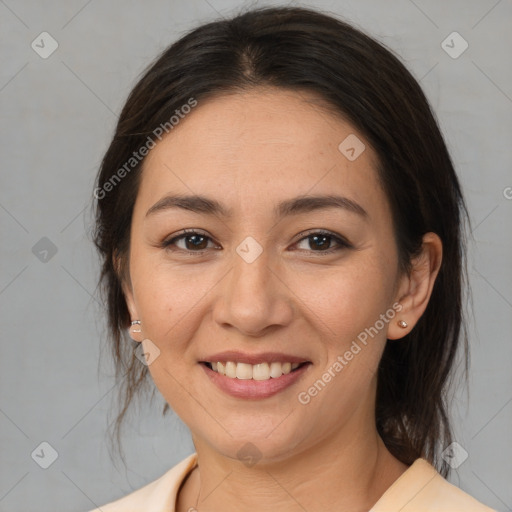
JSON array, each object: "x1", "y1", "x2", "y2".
[{"x1": 201, "y1": 361, "x2": 310, "y2": 381}]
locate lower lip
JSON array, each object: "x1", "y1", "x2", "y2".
[{"x1": 200, "y1": 362, "x2": 312, "y2": 399}]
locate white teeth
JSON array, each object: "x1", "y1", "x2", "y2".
[
  {"x1": 269, "y1": 362, "x2": 283, "y2": 378},
  {"x1": 225, "y1": 361, "x2": 237, "y2": 378},
  {"x1": 235, "y1": 362, "x2": 253, "y2": 380},
  {"x1": 208, "y1": 361, "x2": 303, "y2": 380},
  {"x1": 253, "y1": 363, "x2": 270, "y2": 381}
]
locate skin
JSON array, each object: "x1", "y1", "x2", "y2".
[{"x1": 122, "y1": 88, "x2": 442, "y2": 512}]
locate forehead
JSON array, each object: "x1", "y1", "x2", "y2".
[{"x1": 138, "y1": 88, "x2": 386, "y2": 219}]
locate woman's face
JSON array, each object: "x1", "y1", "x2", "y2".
[{"x1": 124, "y1": 88, "x2": 407, "y2": 462}]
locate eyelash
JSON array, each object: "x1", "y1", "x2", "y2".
[{"x1": 160, "y1": 228, "x2": 352, "y2": 255}]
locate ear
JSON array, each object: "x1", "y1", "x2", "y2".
[
  {"x1": 114, "y1": 252, "x2": 143, "y2": 343},
  {"x1": 387, "y1": 232, "x2": 443, "y2": 340}
]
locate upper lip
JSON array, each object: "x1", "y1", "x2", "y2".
[{"x1": 200, "y1": 350, "x2": 310, "y2": 365}]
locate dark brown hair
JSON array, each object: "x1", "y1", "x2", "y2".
[{"x1": 93, "y1": 5, "x2": 469, "y2": 477}]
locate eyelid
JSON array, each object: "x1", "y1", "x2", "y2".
[{"x1": 294, "y1": 228, "x2": 349, "y2": 244}]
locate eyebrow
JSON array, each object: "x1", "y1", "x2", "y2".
[{"x1": 145, "y1": 193, "x2": 368, "y2": 220}]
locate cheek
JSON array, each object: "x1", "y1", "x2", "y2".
[
  {"x1": 130, "y1": 254, "x2": 216, "y2": 355},
  {"x1": 129, "y1": 259, "x2": 209, "y2": 415},
  {"x1": 292, "y1": 258, "x2": 395, "y2": 409},
  {"x1": 293, "y1": 256, "x2": 395, "y2": 347}
]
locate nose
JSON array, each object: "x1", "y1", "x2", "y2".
[{"x1": 212, "y1": 245, "x2": 294, "y2": 337}]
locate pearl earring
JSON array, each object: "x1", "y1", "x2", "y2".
[
  {"x1": 130, "y1": 320, "x2": 142, "y2": 340},
  {"x1": 397, "y1": 320, "x2": 408, "y2": 329}
]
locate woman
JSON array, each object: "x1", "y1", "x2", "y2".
[{"x1": 89, "y1": 6, "x2": 496, "y2": 511}]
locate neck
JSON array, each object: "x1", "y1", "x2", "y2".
[{"x1": 176, "y1": 423, "x2": 409, "y2": 512}]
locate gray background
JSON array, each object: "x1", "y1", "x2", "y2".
[{"x1": 0, "y1": 0, "x2": 511, "y2": 511}]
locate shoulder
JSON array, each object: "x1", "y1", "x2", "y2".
[
  {"x1": 370, "y1": 458, "x2": 497, "y2": 512},
  {"x1": 87, "y1": 453, "x2": 198, "y2": 512}
]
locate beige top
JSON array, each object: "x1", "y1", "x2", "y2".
[{"x1": 88, "y1": 452, "x2": 497, "y2": 512}]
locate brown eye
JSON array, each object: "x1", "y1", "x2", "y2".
[
  {"x1": 294, "y1": 230, "x2": 351, "y2": 253},
  {"x1": 162, "y1": 230, "x2": 218, "y2": 252},
  {"x1": 161, "y1": 229, "x2": 350, "y2": 255}
]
